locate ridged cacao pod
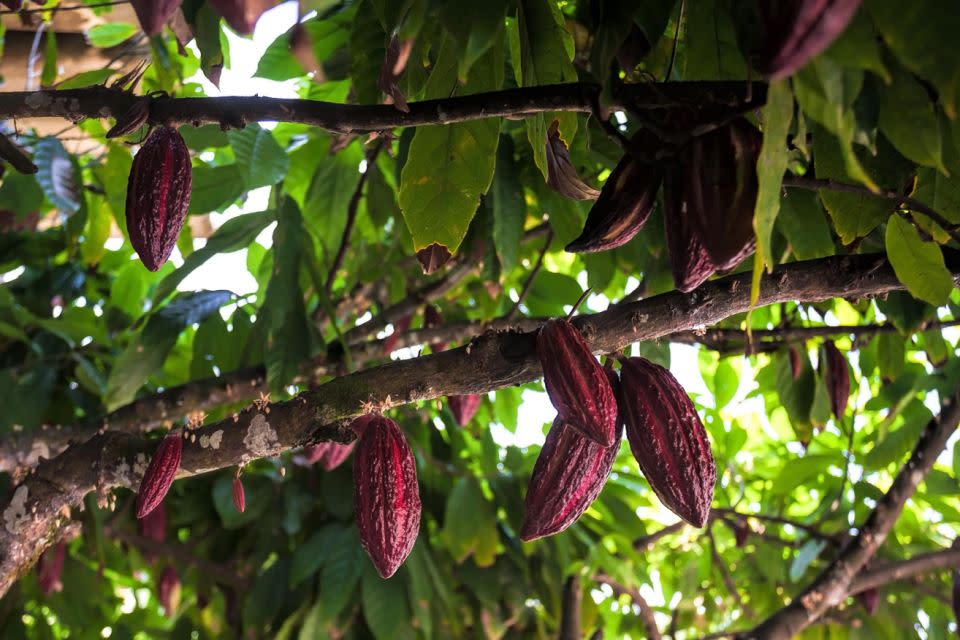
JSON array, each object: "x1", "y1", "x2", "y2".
[
  {"x1": 383, "y1": 314, "x2": 412, "y2": 355},
  {"x1": 857, "y1": 587, "x2": 880, "y2": 615},
  {"x1": 232, "y1": 476, "x2": 245, "y2": 513},
  {"x1": 545, "y1": 120, "x2": 600, "y2": 201},
  {"x1": 521, "y1": 418, "x2": 621, "y2": 541},
  {"x1": 126, "y1": 126, "x2": 192, "y2": 271},
  {"x1": 448, "y1": 394, "x2": 482, "y2": 426},
  {"x1": 0, "y1": 0, "x2": 22, "y2": 10},
  {"x1": 130, "y1": 0, "x2": 182, "y2": 35},
  {"x1": 752, "y1": 1, "x2": 863, "y2": 80},
  {"x1": 158, "y1": 565, "x2": 180, "y2": 617},
  {"x1": 36, "y1": 542, "x2": 66, "y2": 596},
  {"x1": 303, "y1": 440, "x2": 355, "y2": 471},
  {"x1": 136, "y1": 433, "x2": 183, "y2": 519},
  {"x1": 823, "y1": 340, "x2": 849, "y2": 419},
  {"x1": 207, "y1": 0, "x2": 277, "y2": 35},
  {"x1": 536, "y1": 319, "x2": 618, "y2": 447},
  {"x1": 618, "y1": 357, "x2": 716, "y2": 527},
  {"x1": 566, "y1": 130, "x2": 663, "y2": 253},
  {"x1": 663, "y1": 165, "x2": 718, "y2": 293},
  {"x1": 352, "y1": 415, "x2": 421, "y2": 578}
]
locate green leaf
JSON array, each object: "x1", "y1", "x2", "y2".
[
  {"x1": 442, "y1": 477, "x2": 500, "y2": 566},
  {"x1": 56, "y1": 68, "x2": 115, "y2": 90},
  {"x1": 187, "y1": 164, "x2": 245, "y2": 214},
  {"x1": 80, "y1": 197, "x2": 112, "y2": 265},
  {"x1": 821, "y1": 12, "x2": 889, "y2": 82},
  {"x1": 290, "y1": 525, "x2": 343, "y2": 587},
  {"x1": 523, "y1": 270, "x2": 583, "y2": 317},
  {"x1": 877, "y1": 332, "x2": 906, "y2": 381},
  {"x1": 350, "y1": 0, "x2": 386, "y2": 105},
  {"x1": 34, "y1": 137, "x2": 80, "y2": 214},
  {"x1": 212, "y1": 473, "x2": 273, "y2": 528},
  {"x1": 490, "y1": 136, "x2": 526, "y2": 273},
  {"x1": 754, "y1": 79, "x2": 794, "y2": 271},
  {"x1": 879, "y1": 63, "x2": 946, "y2": 174},
  {"x1": 712, "y1": 359, "x2": 738, "y2": 410},
  {"x1": 682, "y1": 0, "x2": 747, "y2": 81},
  {"x1": 790, "y1": 539, "x2": 828, "y2": 581},
  {"x1": 362, "y1": 565, "x2": 414, "y2": 640},
  {"x1": 229, "y1": 125, "x2": 290, "y2": 189},
  {"x1": 440, "y1": 0, "x2": 508, "y2": 81},
  {"x1": 0, "y1": 172, "x2": 44, "y2": 215},
  {"x1": 885, "y1": 214, "x2": 954, "y2": 306},
  {"x1": 777, "y1": 188, "x2": 835, "y2": 260},
  {"x1": 86, "y1": 23, "x2": 137, "y2": 48}
]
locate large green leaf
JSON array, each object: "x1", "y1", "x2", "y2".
[
  {"x1": 228, "y1": 125, "x2": 290, "y2": 190},
  {"x1": 490, "y1": 136, "x2": 526, "y2": 274},
  {"x1": 885, "y1": 214, "x2": 954, "y2": 306},
  {"x1": 754, "y1": 79, "x2": 794, "y2": 271}
]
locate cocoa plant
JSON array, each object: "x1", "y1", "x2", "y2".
[
  {"x1": 135, "y1": 433, "x2": 183, "y2": 519},
  {"x1": 232, "y1": 474, "x2": 245, "y2": 513},
  {"x1": 447, "y1": 394, "x2": 482, "y2": 426}
]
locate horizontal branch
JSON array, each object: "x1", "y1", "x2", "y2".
[
  {"x1": 848, "y1": 549, "x2": 960, "y2": 596},
  {"x1": 0, "y1": 252, "x2": 955, "y2": 597}
]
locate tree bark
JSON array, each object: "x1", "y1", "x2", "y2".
[{"x1": 560, "y1": 574, "x2": 583, "y2": 640}]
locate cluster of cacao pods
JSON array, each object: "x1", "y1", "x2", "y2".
[
  {"x1": 526, "y1": 317, "x2": 716, "y2": 539},
  {"x1": 567, "y1": 118, "x2": 761, "y2": 294}
]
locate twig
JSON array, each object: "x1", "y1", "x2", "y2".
[
  {"x1": 632, "y1": 520, "x2": 687, "y2": 550},
  {"x1": 711, "y1": 508, "x2": 843, "y2": 545},
  {"x1": 594, "y1": 574, "x2": 661, "y2": 640},
  {"x1": 507, "y1": 229, "x2": 553, "y2": 320}
]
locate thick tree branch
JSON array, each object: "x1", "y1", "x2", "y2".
[
  {"x1": 745, "y1": 386, "x2": 960, "y2": 639},
  {"x1": 0, "y1": 82, "x2": 760, "y2": 134},
  {"x1": 847, "y1": 549, "x2": 960, "y2": 596},
  {"x1": 0, "y1": 252, "x2": 956, "y2": 597}
]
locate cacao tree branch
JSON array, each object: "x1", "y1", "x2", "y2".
[
  {"x1": 594, "y1": 574, "x2": 662, "y2": 640},
  {"x1": 0, "y1": 82, "x2": 761, "y2": 134},
  {"x1": 847, "y1": 549, "x2": 960, "y2": 596},
  {"x1": 0, "y1": 252, "x2": 955, "y2": 597},
  {"x1": 744, "y1": 386, "x2": 960, "y2": 639},
  {"x1": 560, "y1": 574, "x2": 583, "y2": 640}
]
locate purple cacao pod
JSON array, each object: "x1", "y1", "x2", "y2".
[
  {"x1": 663, "y1": 164, "x2": 717, "y2": 293},
  {"x1": 789, "y1": 346, "x2": 803, "y2": 380},
  {"x1": 823, "y1": 340, "x2": 849, "y2": 419},
  {"x1": 383, "y1": 314, "x2": 412, "y2": 355},
  {"x1": 125, "y1": 126, "x2": 192, "y2": 271},
  {"x1": 36, "y1": 541, "x2": 66, "y2": 596},
  {"x1": 352, "y1": 415, "x2": 421, "y2": 578},
  {"x1": 138, "y1": 502, "x2": 167, "y2": 543},
  {"x1": 423, "y1": 304, "x2": 447, "y2": 352},
  {"x1": 857, "y1": 587, "x2": 880, "y2": 615},
  {"x1": 158, "y1": 566, "x2": 180, "y2": 617},
  {"x1": 448, "y1": 394, "x2": 482, "y2": 426},
  {"x1": 521, "y1": 418, "x2": 621, "y2": 541},
  {"x1": 566, "y1": 130, "x2": 663, "y2": 253},
  {"x1": 618, "y1": 357, "x2": 716, "y2": 527},
  {"x1": 753, "y1": 0, "x2": 863, "y2": 80},
  {"x1": 536, "y1": 318, "x2": 619, "y2": 447},
  {"x1": 136, "y1": 433, "x2": 182, "y2": 519},
  {"x1": 130, "y1": 0, "x2": 182, "y2": 35},
  {"x1": 232, "y1": 475, "x2": 245, "y2": 513},
  {"x1": 207, "y1": 0, "x2": 277, "y2": 35},
  {"x1": 303, "y1": 440, "x2": 356, "y2": 471}
]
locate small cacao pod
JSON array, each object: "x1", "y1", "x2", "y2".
[
  {"x1": 730, "y1": 516, "x2": 751, "y2": 547},
  {"x1": 36, "y1": 541, "x2": 66, "y2": 596},
  {"x1": 303, "y1": 440, "x2": 356, "y2": 471},
  {"x1": 856, "y1": 587, "x2": 880, "y2": 615},
  {"x1": 232, "y1": 475, "x2": 245, "y2": 513},
  {"x1": 423, "y1": 304, "x2": 447, "y2": 352},
  {"x1": 521, "y1": 418, "x2": 621, "y2": 541},
  {"x1": 207, "y1": 0, "x2": 277, "y2": 35},
  {"x1": 138, "y1": 502, "x2": 167, "y2": 543},
  {"x1": 352, "y1": 415, "x2": 421, "y2": 578},
  {"x1": 823, "y1": 340, "x2": 849, "y2": 419},
  {"x1": 125, "y1": 126, "x2": 192, "y2": 271},
  {"x1": 751, "y1": 1, "x2": 863, "y2": 80},
  {"x1": 158, "y1": 565, "x2": 180, "y2": 617},
  {"x1": 136, "y1": 433, "x2": 182, "y2": 519},
  {"x1": 448, "y1": 394, "x2": 482, "y2": 426},
  {"x1": 536, "y1": 318, "x2": 619, "y2": 447},
  {"x1": 566, "y1": 130, "x2": 663, "y2": 253},
  {"x1": 546, "y1": 120, "x2": 601, "y2": 201},
  {"x1": 618, "y1": 357, "x2": 716, "y2": 527},
  {"x1": 130, "y1": 0, "x2": 182, "y2": 35},
  {"x1": 789, "y1": 346, "x2": 803, "y2": 380},
  {"x1": 383, "y1": 313, "x2": 412, "y2": 355}
]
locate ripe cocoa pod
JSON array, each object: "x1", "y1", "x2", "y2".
[
  {"x1": 136, "y1": 433, "x2": 183, "y2": 519},
  {"x1": 383, "y1": 313, "x2": 412, "y2": 355},
  {"x1": 130, "y1": 0, "x2": 182, "y2": 35},
  {"x1": 36, "y1": 541, "x2": 66, "y2": 596},
  {"x1": 857, "y1": 587, "x2": 880, "y2": 615},
  {"x1": 138, "y1": 502, "x2": 167, "y2": 543},
  {"x1": 125, "y1": 126, "x2": 192, "y2": 271},
  {"x1": 207, "y1": 0, "x2": 277, "y2": 35},
  {"x1": 521, "y1": 418, "x2": 621, "y2": 541},
  {"x1": 448, "y1": 394, "x2": 482, "y2": 426},
  {"x1": 823, "y1": 340, "x2": 849, "y2": 419},
  {"x1": 536, "y1": 318, "x2": 619, "y2": 447},
  {"x1": 618, "y1": 357, "x2": 716, "y2": 527},
  {"x1": 303, "y1": 440, "x2": 355, "y2": 471},
  {"x1": 751, "y1": 1, "x2": 863, "y2": 80},
  {"x1": 232, "y1": 475, "x2": 245, "y2": 513},
  {"x1": 663, "y1": 167, "x2": 717, "y2": 293},
  {"x1": 546, "y1": 120, "x2": 600, "y2": 201},
  {"x1": 789, "y1": 346, "x2": 803, "y2": 380},
  {"x1": 566, "y1": 130, "x2": 662, "y2": 253},
  {"x1": 423, "y1": 304, "x2": 447, "y2": 352},
  {"x1": 352, "y1": 415, "x2": 421, "y2": 578},
  {"x1": 158, "y1": 565, "x2": 180, "y2": 617}
]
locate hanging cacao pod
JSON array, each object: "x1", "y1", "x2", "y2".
[
  {"x1": 566, "y1": 130, "x2": 663, "y2": 253},
  {"x1": 730, "y1": 516, "x2": 751, "y2": 547},
  {"x1": 36, "y1": 542, "x2": 66, "y2": 596},
  {"x1": 136, "y1": 433, "x2": 183, "y2": 519},
  {"x1": 232, "y1": 475, "x2": 245, "y2": 513},
  {"x1": 423, "y1": 304, "x2": 447, "y2": 352},
  {"x1": 546, "y1": 120, "x2": 601, "y2": 201},
  {"x1": 125, "y1": 126, "x2": 192, "y2": 272},
  {"x1": 857, "y1": 587, "x2": 880, "y2": 615},
  {"x1": 823, "y1": 340, "x2": 849, "y2": 419},
  {"x1": 130, "y1": 0, "x2": 182, "y2": 35},
  {"x1": 158, "y1": 566, "x2": 180, "y2": 617},
  {"x1": 789, "y1": 346, "x2": 803, "y2": 380},
  {"x1": 751, "y1": 1, "x2": 863, "y2": 80},
  {"x1": 352, "y1": 415, "x2": 421, "y2": 578},
  {"x1": 521, "y1": 418, "x2": 621, "y2": 541},
  {"x1": 536, "y1": 318, "x2": 619, "y2": 447},
  {"x1": 448, "y1": 394, "x2": 482, "y2": 426},
  {"x1": 383, "y1": 313, "x2": 413, "y2": 355},
  {"x1": 618, "y1": 357, "x2": 716, "y2": 527},
  {"x1": 207, "y1": 0, "x2": 277, "y2": 35},
  {"x1": 303, "y1": 440, "x2": 356, "y2": 471},
  {"x1": 138, "y1": 502, "x2": 167, "y2": 543}
]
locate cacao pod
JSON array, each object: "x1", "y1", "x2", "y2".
[
  {"x1": 36, "y1": 541, "x2": 66, "y2": 596},
  {"x1": 823, "y1": 340, "x2": 849, "y2": 419},
  {"x1": 303, "y1": 440, "x2": 355, "y2": 471},
  {"x1": 789, "y1": 346, "x2": 803, "y2": 380},
  {"x1": 232, "y1": 475, "x2": 245, "y2": 513},
  {"x1": 752, "y1": 0, "x2": 863, "y2": 80},
  {"x1": 125, "y1": 126, "x2": 192, "y2": 271},
  {"x1": 546, "y1": 120, "x2": 601, "y2": 201},
  {"x1": 136, "y1": 433, "x2": 183, "y2": 519},
  {"x1": 423, "y1": 304, "x2": 447, "y2": 352},
  {"x1": 448, "y1": 394, "x2": 482, "y2": 426},
  {"x1": 663, "y1": 165, "x2": 717, "y2": 293},
  {"x1": 730, "y1": 516, "x2": 750, "y2": 547},
  {"x1": 138, "y1": 502, "x2": 167, "y2": 543},
  {"x1": 207, "y1": 0, "x2": 277, "y2": 35},
  {"x1": 521, "y1": 418, "x2": 621, "y2": 541},
  {"x1": 857, "y1": 587, "x2": 880, "y2": 615},
  {"x1": 536, "y1": 318, "x2": 619, "y2": 447},
  {"x1": 566, "y1": 130, "x2": 663, "y2": 253},
  {"x1": 383, "y1": 313, "x2": 412, "y2": 355},
  {"x1": 158, "y1": 565, "x2": 180, "y2": 617},
  {"x1": 378, "y1": 33, "x2": 414, "y2": 113},
  {"x1": 352, "y1": 415, "x2": 421, "y2": 578},
  {"x1": 130, "y1": 0, "x2": 182, "y2": 35},
  {"x1": 0, "y1": 0, "x2": 22, "y2": 10},
  {"x1": 618, "y1": 356, "x2": 716, "y2": 527}
]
